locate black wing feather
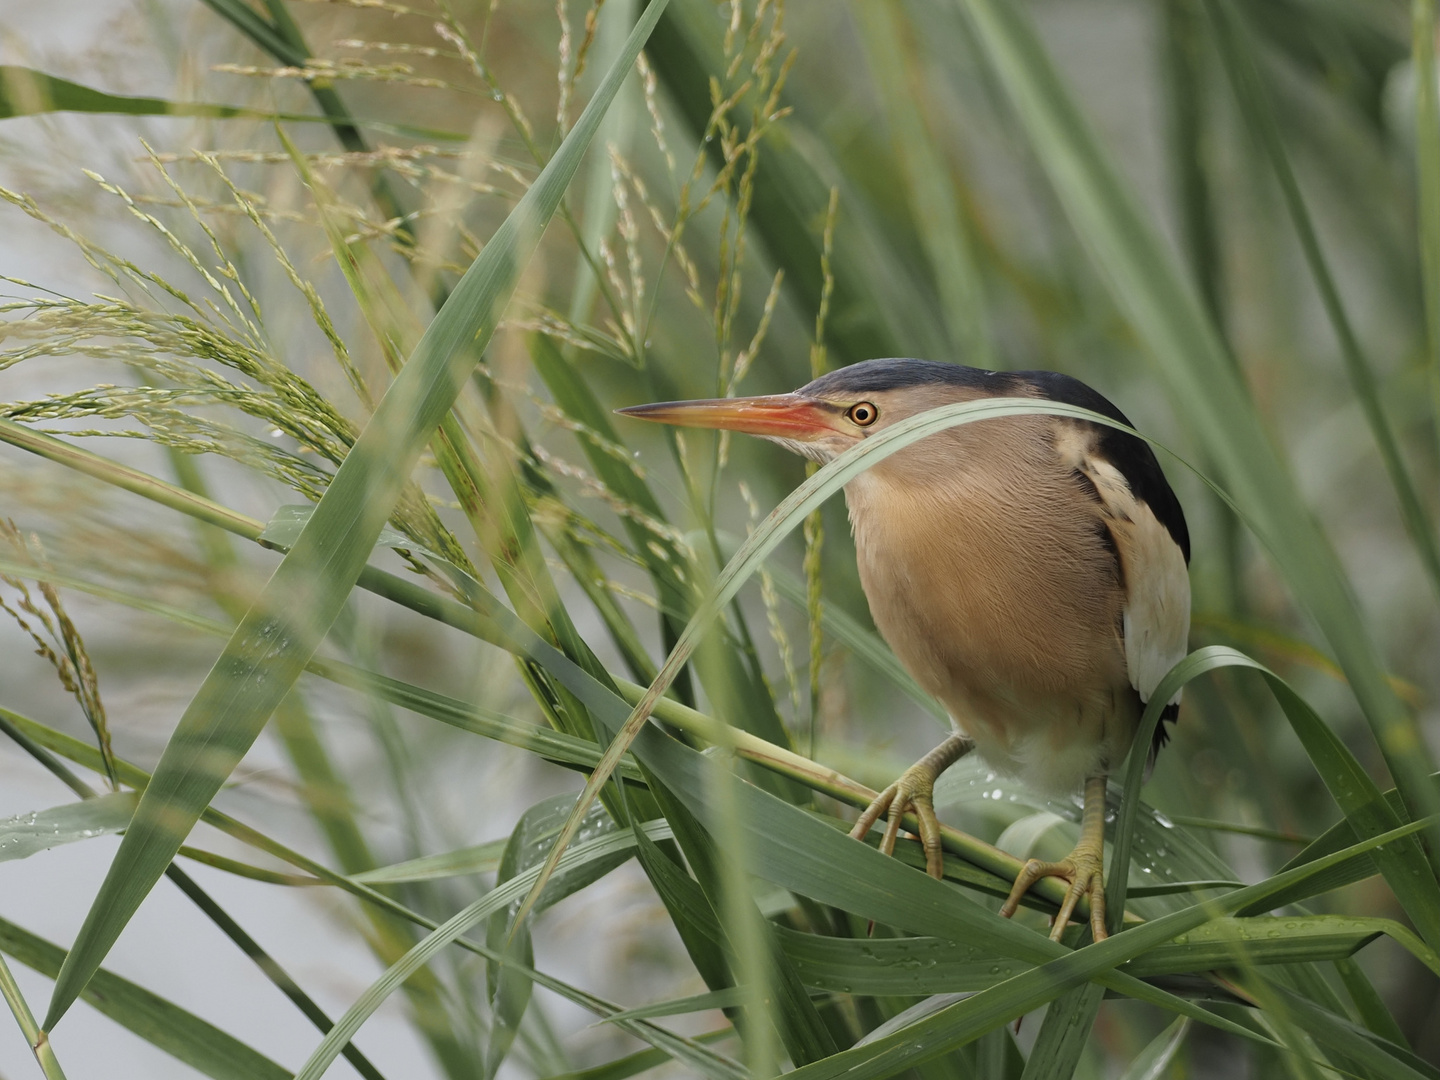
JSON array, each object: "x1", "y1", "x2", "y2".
[{"x1": 1016, "y1": 369, "x2": 1190, "y2": 564}]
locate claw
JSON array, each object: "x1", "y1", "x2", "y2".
[
  {"x1": 999, "y1": 849, "x2": 1107, "y2": 942},
  {"x1": 850, "y1": 734, "x2": 972, "y2": 880},
  {"x1": 999, "y1": 775, "x2": 1110, "y2": 942}
]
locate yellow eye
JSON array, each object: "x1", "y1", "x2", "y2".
[{"x1": 847, "y1": 401, "x2": 878, "y2": 427}]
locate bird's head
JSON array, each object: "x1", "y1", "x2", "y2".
[{"x1": 616, "y1": 358, "x2": 1021, "y2": 464}]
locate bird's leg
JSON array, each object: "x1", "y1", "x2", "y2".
[
  {"x1": 999, "y1": 775, "x2": 1109, "y2": 942},
  {"x1": 849, "y1": 733, "x2": 974, "y2": 879}
]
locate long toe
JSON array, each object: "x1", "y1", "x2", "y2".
[
  {"x1": 849, "y1": 783, "x2": 899, "y2": 843},
  {"x1": 850, "y1": 761, "x2": 946, "y2": 876},
  {"x1": 998, "y1": 851, "x2": 1106, "y2": 942}
]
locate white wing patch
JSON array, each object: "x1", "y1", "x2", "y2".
[{"x1": 1079, "y1": 452, "x2": 1190, "y2": 705}]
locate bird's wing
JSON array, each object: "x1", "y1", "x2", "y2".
[
  {"x1": 1075, "y1": 451, "x2": 1192, "y2": 706},
  {"x1": 1025, "y1": 371, "x2": 1191, "y2": 705},
  {"x1": 1116, "y1": 496, "x2": 1192, "y2": 706}
]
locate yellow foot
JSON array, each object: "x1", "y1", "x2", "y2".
[
  {"x1": 998, "y1": 775, "x2": 1110, "y2": 942},
  {"x1": 999, "y1": 847, "x2": 1107, "y2": 942},
  {"x1": 849, "y1": 734, "x2": 972, "y2": 879}
]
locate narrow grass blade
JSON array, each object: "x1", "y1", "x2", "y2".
[
  {"x1": 1334, "y1": 956, "x2": 1411, "y2": 1048},
  {"x1": 542, "y1": 1031, "x2": 735, "y2": 1080},
  {"x1": 776, "y1": 916, "x2": 1401, "y2": 995},
  {"x1": 951, "y1": 0, "x2": 1440, "y2": 889},
  {"x1": 0, "y1": 915, "x2": 286, "y2": 1080},
  {"x1": 627, "y1": 799, "x2": 736, "y2": 1001},
  {"x1": 162, "y1": 866, "x2": 390, "y2": 1080},
  {"x1": 639, "y1": 764, "x2": 837, "y2": 1068},
  {"x1": 350, "y1": 839, "x2": 507, "y2": 884},
  {"x1": 569, "y1": 0, "x2": 640, "y2": 324},
  {"x1": 0, "y1": 64, "x2": 344, "y2": 126},
  {"x1": 175, "y1": 847, "x2": 319, "y2": 887},
  {"x1": 0, "y1": 950, "x2": 65, "y2": 1080},
  {"x1": 196, "y1": 0, "x2": 300, "y2": 65},
  {"x1": 1104, "y1": 647, "x2": 1440, "y2": 957},
  {"x1": 485, "y1": 794, "x2": 627, "y2": 1078},
  {"x1": 1416, "y1": 0, "x2": 1440, "y2": 466},
  {"x1": 305, "y1": 656, "x2": 643, "y2": 779},
  {"x1": 1020, "y1": 982, "x2": 1105, "y2": 1080},
  {"x1": 42, "y1": 0, "x2": 671, "y2": 1029},
  {"x1": 0, "y1": 793, "x2": 136, "y2": 863},
  {"x1": 1119, "y1": 1017, "x2": 1189, "y2": 1080},
  {"x1": 598, "y1": 987, "x2": 750, "y2": 1024},
  {"x1": 1258, "y1": 981, "x2": 1439, "y2": 1080}
]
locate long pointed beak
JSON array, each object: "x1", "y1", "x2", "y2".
[{"x1": 615, "y1": 394, "x2": 839, "y2": 440}]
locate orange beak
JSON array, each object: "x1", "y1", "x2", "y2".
[{"x1": 615, "y1": 394, "x2": 839, "y2": 440}]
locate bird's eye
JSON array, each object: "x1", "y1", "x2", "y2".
[{"x1": 847, "y1": 401, "x2": 878, "y2": 427}]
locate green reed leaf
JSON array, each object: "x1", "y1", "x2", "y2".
[
  {"x1": 0, "y1": 793, "x2": 136, "y2": 863},
  {"x1": 349, "y1": 840, "x2": 507, "y2": 885},
  {"x1": 597, "y1": 987, "x2": 750, "y2": 1024},
  {"x1": 777, "y1": 914, "x2": 1420, "y2": 996},
  {"x1": 1118, "y1": 1017, "x2": 1189, "y2": 1080},
  {"x1": 0, "y1": 915, "x2": 286, "y2": 1080},
  {"x1": 780, "y1": 816, "x2": 1433, "y2": 1080}
]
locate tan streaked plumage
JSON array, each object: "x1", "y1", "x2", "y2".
[{"x1": 618, "y1": 358, "x2": 1191, "y2": 942}]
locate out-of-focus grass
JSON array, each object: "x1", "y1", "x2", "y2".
[{"x1": 0, "y1": 1, "x2": 1435, "y2": 1077}]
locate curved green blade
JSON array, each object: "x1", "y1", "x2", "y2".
[
  {"x1": 0, "y1": 794, "x2": 136, "y2": 863},
  {"x1": 0, "y1": 915, "x2": 287, "y2": 1080},
  {"x1": 0, "y1": 64, "x2": 460, "y2": 140}
]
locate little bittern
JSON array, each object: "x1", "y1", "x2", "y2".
[{"x1": 619, "y1": 358, "x2": 1190, "y2": 942}]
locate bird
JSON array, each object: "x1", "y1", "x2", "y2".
[{"x1": 617, "y1": 358, "x2": 1190, "y2": 942}]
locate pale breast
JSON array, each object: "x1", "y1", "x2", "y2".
[{"x1": 844, "y1": 418, "x2": 1139, "y2": 794}]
